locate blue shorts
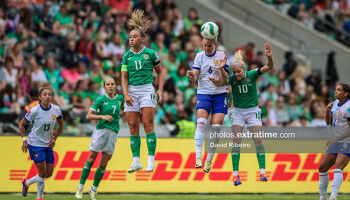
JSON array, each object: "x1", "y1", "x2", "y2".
[
  {"x1": 28, "y1": 145, "x2": 55, "y2": 164},
  {"x1": 196, "y1": 93, "x2": 228, "y2": 115},
  {"x1": 326, "y1": 142, "x2": 350, "y2": 157}
]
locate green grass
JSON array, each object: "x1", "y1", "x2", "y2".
[{"x1": 1, "y1": 194, "x2": 350, "y2": 200}]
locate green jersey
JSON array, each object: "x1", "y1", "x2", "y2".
[
  {"x1": 90, "y1": 94, "x2": 124, "y2": 133},
  {"x1": 121, "y1": 46, "x2": 160, "y2": 86},
  {"x1": 228, "y1": 68, "x2": 261, "y2": 109}
]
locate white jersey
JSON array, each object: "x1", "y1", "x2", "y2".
[
  {"x1": 331, "y1": 99, "x2": 350, "y2": 142},
  {"x1": 24, "y1": 104, "x2": 63, "y2": 147},
  {"x1": 192, "y1": 51, "x2": 228, "y2": 94}
]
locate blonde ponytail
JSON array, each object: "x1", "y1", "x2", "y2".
[
  {"x1": 232, "y1": 50, "x2": 246, "y2": 69},
  {"x1": 128, "y1": 9, "x2": 151, "y2": 37}
]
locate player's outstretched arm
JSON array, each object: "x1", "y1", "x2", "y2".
[
  {"x1": 186, "y1": 69, "x2": 199, "y2": 83},
  {"x1": 260, "y1": 43, "x2": 274, "y2": 74}
]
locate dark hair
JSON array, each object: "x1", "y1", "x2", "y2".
[
  {"x1": 338, "y1": 83, "x2": 350, "y2": 99},
  {"x1": 5, "y1": 57, "x2": 13, "y2": 64},
  {"x1": 29, "y1": 88, "x2": 39, "y2": 99},
  {"x1": 39, "y1": 87, "x2": 52, "y2": 97},
  {"x1": 103, "y1": 78, "x2": 115, "y2": 87}
]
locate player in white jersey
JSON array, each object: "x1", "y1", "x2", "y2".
[
  {"x1": 18, "y1": 87, "x2": 64, "y2": 200},
  {"x1": 186, "y1": 38, "x2": 229, "y2": 173},
  {"x1": 318, "y1": 83, "x2": 350, "y2": 200}
]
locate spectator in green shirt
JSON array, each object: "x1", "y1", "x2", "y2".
[
  {"x1": 183, "y1": 7, "x2": 203, "y2": 32},
  {"x1": 44, "y1": 57, "x2": 63, "y2": 91},
  {"x1": 54, "y1": 4, "x2": 74, "y2": 37},
  {"x1": 174, "y1": 64, "x2": 190, "y2": 93}
]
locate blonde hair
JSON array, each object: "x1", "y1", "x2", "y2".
[
  {"x1": 128, "y1": 9, "x2": 151, "y2": 37},
  {"x1": 232, "y1": 50, "x2": 246, "y2": 69}
]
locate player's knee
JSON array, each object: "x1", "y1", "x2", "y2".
[
  {"x1": 318, "y1": 163, "x2": 328, "y2": 173},
  {"x1": 196, "y1": 118, "x2": 207, "y2": 130},
  {"x1": 128, "y1": 122, "x2": 139, "y2": 134},
  {"x1": 45, "y1": 171, "x2": 53, "y2": 178}
]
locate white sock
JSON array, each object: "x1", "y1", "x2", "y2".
[
  {"x1": 331, "y1": 169, "x2": 343, "y2": 199},
  {"x1": 260, "y1": 168, "x2": 265, "y2": 174},
  {"x1": 36, "y1": 176, "x2": 45, "y2": 199},
  {"x1": 78, "y1": 184, "x2": 84, "y2": 190},
  {"x1": 133, "y1": 156, "x2": 140, "y2": 163},
  {"x1": 27, "y1": 174, "x2": 38, "y2": 186},
  {"x1": 319, "y1": 172, "x2": 329, "y2": 197},
  {"x1": 91, "y1": 185, "x2": 97, "y2": 192},
  {"x1": 233, "y1": 171, "x2": 239, "y2": 176},
  {"x1": 195, "y1": 118, "x2": 207, "y2": 158},
  {"x1": 207, "y1": 124, "x2": 221, "y2": 161},
  {"x1": 148, "y1": 155, "x2": 155, "y2": 164}
]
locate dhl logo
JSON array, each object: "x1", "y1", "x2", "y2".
[{"x1": 9, "y1": 152, "x2": 350, "y2": 182}]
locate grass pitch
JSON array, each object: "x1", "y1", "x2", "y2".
[{"x1": 1, "y1": 194, "x2": 350, "y2": 200}]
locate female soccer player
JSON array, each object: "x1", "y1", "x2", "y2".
[
  {"x1": 186, "y1": 37, "x2": 229, "y2": 173},
  {"x1": 213, "y1": 43, "x2": 273, "y2": 186},
  {"x1": 75, "y1": 78, "x2": 123, "y2": 200},
  {"x1": 318, "y1": 83, "x2": 350, "y2": 200},
  {"x1": 19, "y1": 87, "x2": 64, "y2": 200},
  {"x1": 121, "y1": 10, "x2": 164, "y2": 173}
]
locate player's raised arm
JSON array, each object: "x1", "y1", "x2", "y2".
[
  {"x1": 325, "y1": 102, "x2": 333, "y2": 125},
  {"x1": 209, "y1": 56, "x2": 228, "y2": 86},
  {"x1": 260, "y1": 43, "x2": 274, "y2": 74},
  {"x1": 186, "y1": 68, "x2": 200, "y2": 83}
]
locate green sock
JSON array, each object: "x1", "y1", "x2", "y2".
[
  {"x1": 146, "y1": 132, "x2": 157, "y2": 155},
  {"x1": 79, "y1": 161, "x2": 92, "y2": 185},
  {"x1": 256, "y1": 145, "x2": 266, "y2": 169},
  {"x1": 231, "y1": 147, "x2": 240, "y2": 171},
  {"x1": 92, "y1": 165, "x2": 106, "y2": 188},
  {"x1": 130, "y1": 135, "x2": 141, "y2": 157}
]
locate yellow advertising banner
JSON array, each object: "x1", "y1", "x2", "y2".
[{"x1": 1, "y1": 136, "x2": 350, "y2": 193}]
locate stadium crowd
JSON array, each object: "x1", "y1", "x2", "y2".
[
  {"x1": 0, "y1": 0, "x2": 340, "y2": 136},
  {"x1": 263, "y1": 0, "x2": 350, "y2": 47}
]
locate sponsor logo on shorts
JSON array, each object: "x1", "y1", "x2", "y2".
[{"x1": 35, "y1": 154, "x2": 38, "y2": 157}]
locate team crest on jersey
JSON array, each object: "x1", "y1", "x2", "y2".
[
  {"x1": 52, "y1": 114, "x2": 56, "y2": 120},
  {"x1": 143, "y1": 54, "x2": 150, "y2": 60},
  {"x1": 213, "y1": 60, "x2": 219, "y2": 65},
  {"x1": 127, "y1": 57, "x2": 131, "y2": 61},
  {"x1": 246, "y1": 78, "x2": 251, "y2": 83},
  {"x1": 35, "y1": 154, "x2": 38, "y2": 157},
  {"x1": 338, "y1": 111, "x2": 342, "y2": 117},
  {"x1": 104, "y1": 102, "x2": 109, "y2": 105}
]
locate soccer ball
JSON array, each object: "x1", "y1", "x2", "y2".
[{"x1": 200, "y1": 22, "x2": 219, "y2": 40}]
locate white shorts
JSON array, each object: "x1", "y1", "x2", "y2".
[
  {"x1": 124, "y1": 83, "x2": 156, "y2": 112},
  {"x1": 89, "y1": 128, "x2": 117, "y2": 155},
  {"x1": 231, "y1": 107, "x2": 262, "y2": 127}
]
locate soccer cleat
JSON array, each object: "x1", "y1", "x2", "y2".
[
  {"x1": 88, "y1": 187, "x2": 97, "y2": 200},
  {"x1": 259, "y1": 173, "x2": 268, "y2": 182},
  {"x1": 75, "y1": 188, "x2": 83, "y2": 199},
  {"x1": 128, "y1": 162, "x2": 143, "y2": 173},
  {"x1": 22, "y1": 178, "x2": 29, "y2": 197},
  {"x1": 195, "y1": 158, "x2": 203, "y2": 168},
  {"x1": 145, "y1": 162, "x2": 155, "y2": 172},
  {"x1": 203, "y1": 159, "x2": 212, "y2": 173},
  {"x1": 233, "y1": 175, "x2": 242, "y2": 186}
]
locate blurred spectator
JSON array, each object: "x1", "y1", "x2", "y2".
[
  {"x1": 88, "y1": 59, "x2": 105, "y2": 85},
  {"x1": 275, "y1": 96, "x2": 290, "y2": 125},
  {"x1": 174, "y1": 63, "x2": 189, "y2": 93},
  {"x1": 183, "y1": 7, "x2": 203, "y2": 32},
  {"x1": 34, "y1": 44, "x2": 45, "y2": 67},
  {"x1": 2, "y1": 57, "x2": 18, "y2": 88},
  {"x1": 77, "y1": 28, "x2": 95, "y2": 63},
  {"x1": 262, "y1": 99, "x2": 277, "y2": 126},
  {"x1": 286, "y1": 92, "x2": 303, "y2": 121},
  {"x1": 107, "y1": 34, "x2": 125, "y2": 66},
  {"x1": 310, "y1": 107, "x2": 327, "y2": 127},
  {"x1": 325, "y1": 51, "x2": 338, "y2": 87},
  {"x1": 277, "y1": 69, "x2": 291, "y2": 94},
  {"x1": 283, "y1": 51, "x2": 297, "y2": 77},
  {"x1": 54, "y1": 3, "x2": 74, "y2": 38},
  {"x1": 261, "y1": 83, "x2": 278, "y2": 105},
  {"x1": 44, "y1": 57, "x2": 63, "y2": 91},
  {"x1": 62, "y1": 39, "x2": 79, "y2": 65},
  {"x1": 10, "y1": 42, "x2": 24, "y2": 70},
  {"x1": 29, "y1": 56, "x2": 47, "y2": 84},
  {"x1": 61, "y1": 62, "x2": 80, "y2": 88},
  {"x1": 36, "y1": 0, "x2": 57, "y2": 39},
  {"x1": 78, "y1": 61, "x2": 89, "y2": 81}
]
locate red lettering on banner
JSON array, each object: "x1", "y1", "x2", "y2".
[
  {"x1": 179, "y1": 172, "x2": 191, "y2": 180},
  {"x1": 152, "y1": 152, "x2": 182, "y2": 180},
  {"x1": 302, "y1": 154, "x2": 322, "y2": 170},
  {"x1": 212, "y1": 154, "x2": 227, "y2": 169},
  {"x1": 297, "y1": 172, "x2": 309, "y2": 181},
  {"x1": 55, "y1": 170, "x2": 68, "y2": 180},
  {"x1": 193, "y1": 171, "x2": 205, "y2": 181},
  {"x1": 272, "y1": 154, "x2": 300, "y2": 181},
  {"x1": 209, "y1": 154, "x2": 232, "y2": 181},
  {"x1": 60, "y1": 151, "x2": 89, "y2": 168}
]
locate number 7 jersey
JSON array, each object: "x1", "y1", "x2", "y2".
[
  {"x1": 192, "y1": 51, "x2": 229, "y2": 94},
  {"x1": 121, "y1": 46, "x2": 160, "y2": 86}
]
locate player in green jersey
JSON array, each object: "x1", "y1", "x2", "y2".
[
  {"x1": 213, "y1": 43, "x2": 273, "y2": 186},
  {"x1": 121, "y1": 10, "x2": 164, "y2": 173},
  {"x1": 75, "y1": 78, "x2": 123, "y2": 200}
]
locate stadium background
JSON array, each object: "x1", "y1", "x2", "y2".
[{"x1": 0, "y1": 0, "x2": 350, "y2": 199}]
